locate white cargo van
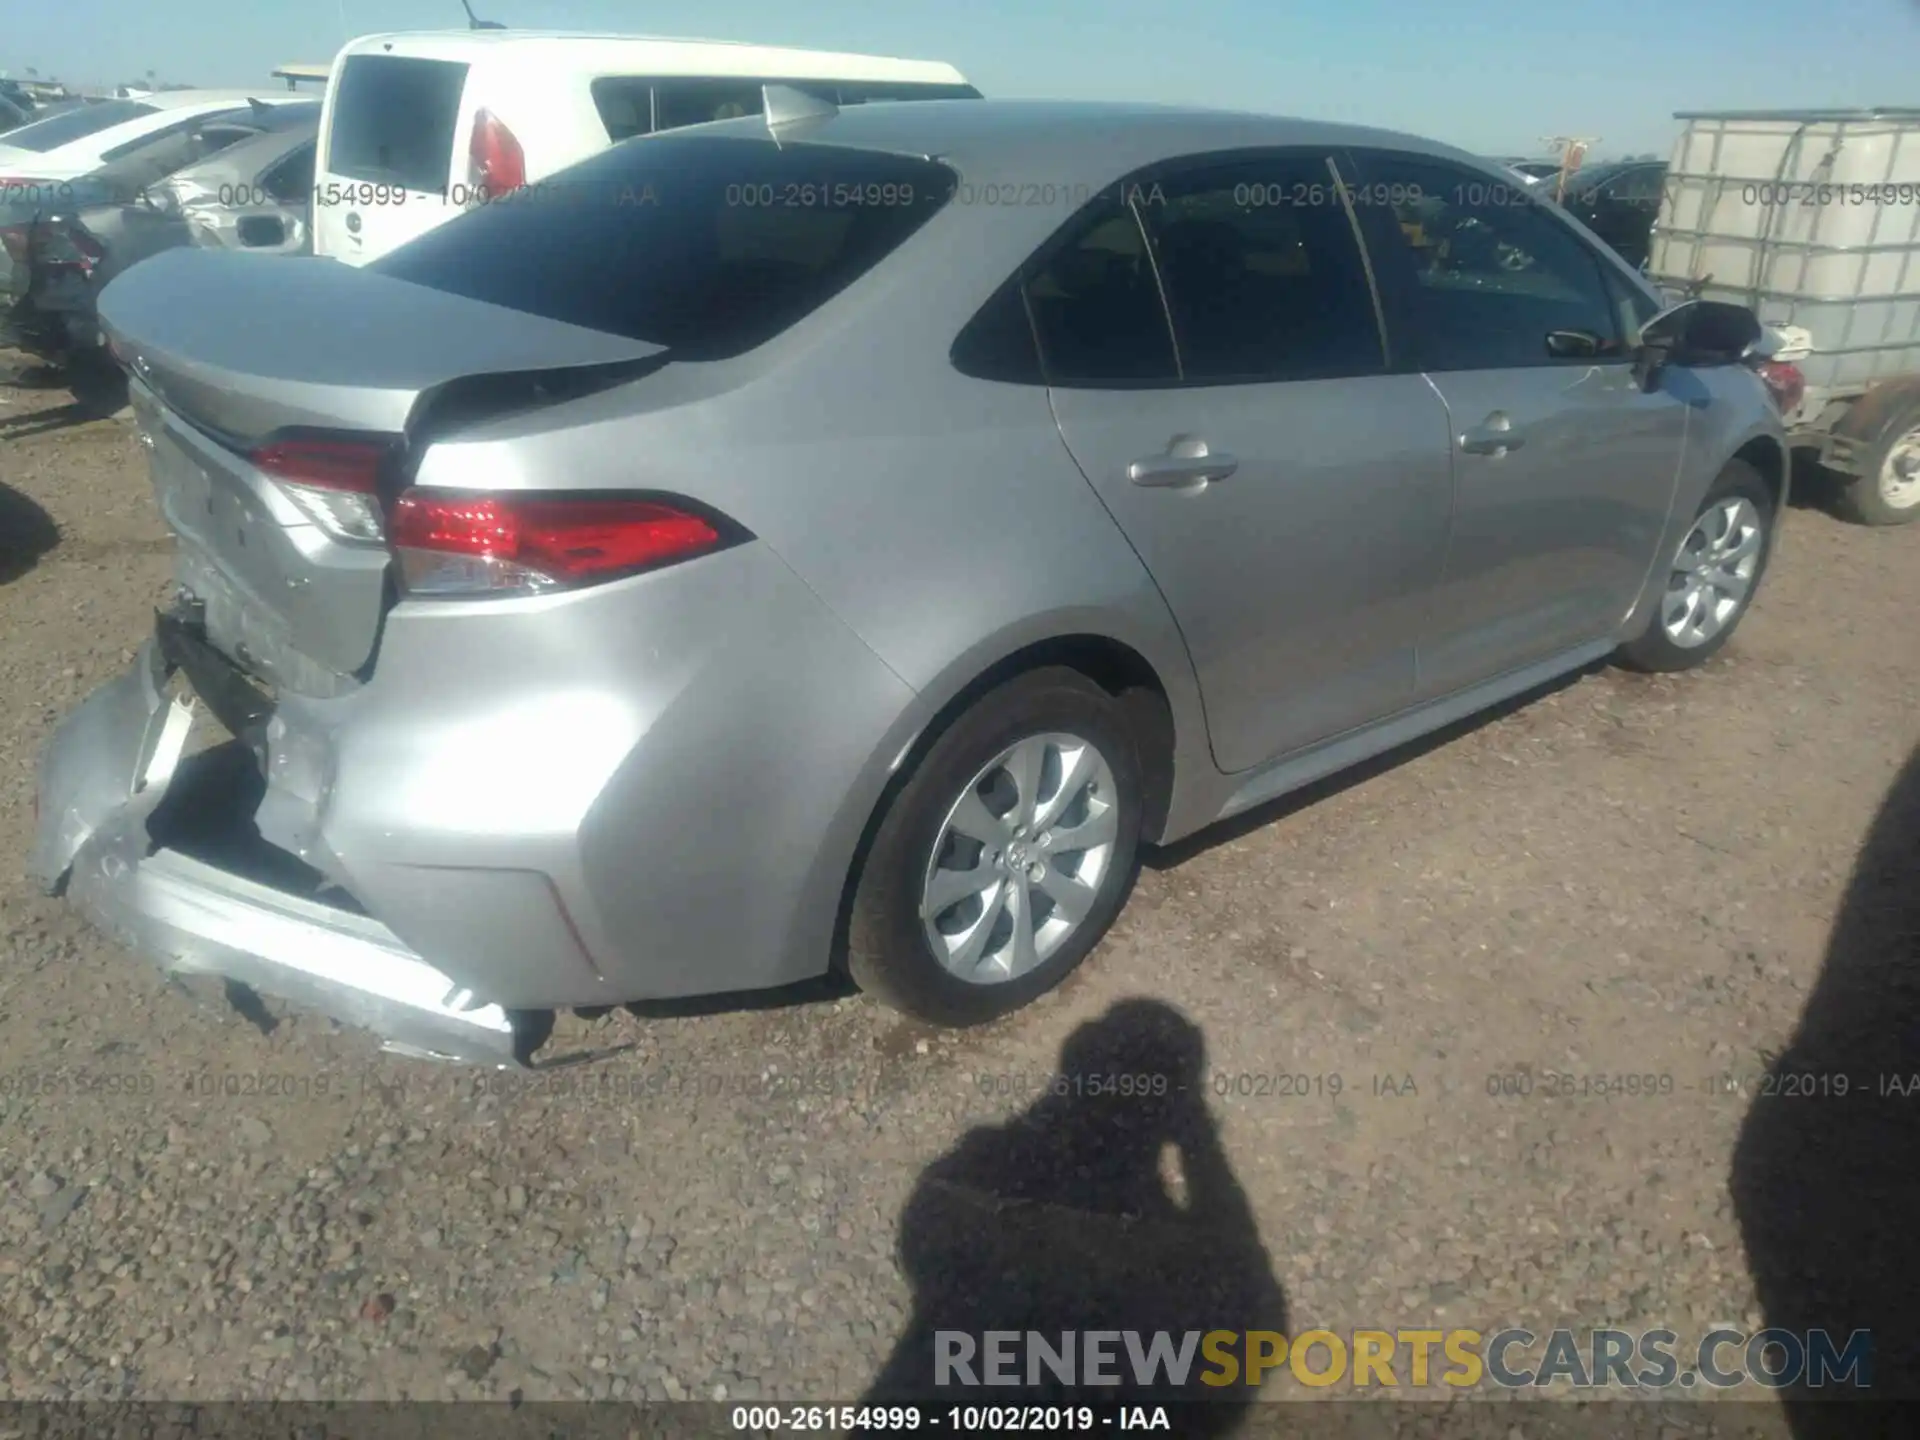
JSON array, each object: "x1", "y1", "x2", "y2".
[{"x1": 311, "y1": 32, "x2": 979, "y2": 266}]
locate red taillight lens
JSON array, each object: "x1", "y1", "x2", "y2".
[
  {"x1": 251, "y1": 438, "x2": 383, "y2": 492},
  {"x1": 33, "y1": 219, "x2": 103, "y2": 275},
  {"x1": 468, "y1": 109, "x2": 525, "y2": 197},
  {"x1": 249, "y1": 438, "x2": 389, "y2": 544},
  {"x1": 390, "y1": 490, "x2": 724, "y2": 596},
  {"x1": 1755, "y1": 359, "x2": 1806, "y2": 417},
  {"x1": 0, "y1": 225, "x2": 27, "y2": 263}
]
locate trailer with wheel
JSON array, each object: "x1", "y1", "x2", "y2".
[{"x1": 1649, "y1": 107, "x2": 1920, "y2": 525}]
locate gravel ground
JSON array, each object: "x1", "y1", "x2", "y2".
[{"x1": 0, "y1": 360, "x2": 1916, "y2": 1429}]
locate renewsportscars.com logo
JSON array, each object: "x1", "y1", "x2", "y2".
[{"x1": 934, "y1": 1327, "x2": 1873, "y2": 1391}]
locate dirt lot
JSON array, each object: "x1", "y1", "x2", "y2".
[{"x1": 0, "y1": 362, "x2": 1916, "y2": 1429}]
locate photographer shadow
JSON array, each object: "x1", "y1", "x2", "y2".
[
  {"x1": 1733, "y1": 744, "x2": 1920, "y2": 1434},
  {"x1": 862, "y1": 998, "x2": 1286, "y2": 1435}
]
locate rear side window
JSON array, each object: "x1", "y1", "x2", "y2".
[
  {"x1": 1021, "y1": 199, "x2": 1179, "y2": 384},
  {"x1": 327, "y1": 55, "x2": 469, "y2": 191},
  {"x1": 591, "y1": 78, "x2": 654, "y2": 141},
  {"x1": 654, "y1": 80, "x2": 768, "y2": 132},
  {"x1": 0, "y1": 99, "x2": 157, "y2": 152},
  {"x1": 1140, "y1": 155, "x2": 1384, "y2": 382},
  {"x1": 371, "y1": 136, "x2": 954, "y2": 359}
]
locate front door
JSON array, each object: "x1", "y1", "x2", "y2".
[
  {"x1": 1036, "y1": 153, "x2": 1455, "y2": 774},
  {"x1": 1341, "y1": 149, "x2": 1691, "y2": 698}
]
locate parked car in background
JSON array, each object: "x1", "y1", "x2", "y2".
[
  {"x1": 1649, "y1": 107, "x2": 1920, "y2": 525},
  {"x1": 0, "y1": 92, "x2": 31, "y2": 135},
  {"x1": 1497, "y1": 157, "x2": 1560, "y2": 182},
  {"x1": 1555, "y1": 157, "x2": 1668, "y2": 269},
  {"x1": 0, "y1": 90, "x2": 310, "y2": 188},
  {"x1": 1, "y1": 101, "x2": 319, "y2": 366},
  {"x1": 149, "y1": 110, "x2": 320, "y2": 254},
  {"x1": 312, "y1": 31, "x2": 979, "y2": 264},
  {"x1": 37, "y1": 98, "x2": 1786, "y2": 1064}
]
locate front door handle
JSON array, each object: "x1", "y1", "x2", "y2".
[
  {"x1": 1128, "y1": 436, "x2": 1239, "y2": 488},
  {"x1": 1459, "y1": 412, "x2": 1525, "y2": 457}
]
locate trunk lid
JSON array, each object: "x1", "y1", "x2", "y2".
[{"x1": 100, "y1": 247, "x2": 667, "y2": 687}]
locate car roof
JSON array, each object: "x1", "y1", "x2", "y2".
[
  {"x1": 681, "y1": 98, "x2": 1488, "y2": 181},
  {"x1": 338, "y1": 31, "x2": 968, "y2": 84},
  {"x1": 170, "y1": 115, "x2": 319, "y2": 184}
]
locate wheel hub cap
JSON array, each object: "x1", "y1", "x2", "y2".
[
  {"x1": 919, "y1": 731, "x2": 1119, "y2": 985},
  {"x1": 1880, "y1": 426, "x2": 1920, "y2": 508},
  {"x1": 1660, "y1": 495, "x2": 1764, "y2": 650}
]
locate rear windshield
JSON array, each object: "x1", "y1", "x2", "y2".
[
  {"x1": 0, "y1": 99, "x2": 158, "y2": 153},
  {"x1": 371, "y1": 135, "x2": 955, "y2": 359},
  {"x1": 326, "y1": 55, "x2": 469, "y2": 191}
]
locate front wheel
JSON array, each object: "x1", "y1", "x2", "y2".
[
  {"x1": 1616, "y1": 458, "x2": 1776, "y2": 673},
  {"x1": 1836, "y1": 404, "x2": 1920, "y2": 526},
  {"x1": 846, "y1": 668, "x2": 1144, "y2": 1026}
]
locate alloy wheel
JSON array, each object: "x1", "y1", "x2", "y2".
[
  {"x1": 919, "y1": 732, "x2": 1119, "y2": 984},
  {"x1": 1661, "y1": 496, "x2": 1764, "y2": 649}
]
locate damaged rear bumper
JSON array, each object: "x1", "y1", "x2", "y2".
[{"x1": 29, "y1": 638, "x2": 524, "y2": 1067}]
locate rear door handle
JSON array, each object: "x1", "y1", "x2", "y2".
[
  {"x1": 1128, "y1": 437, "x2": 1239, "y2": 488},
  {"x1": 1459, "y1": 412, "x2": 1525, "y2": 457}
]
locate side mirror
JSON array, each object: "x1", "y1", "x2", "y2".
[{"x1": 1634, "y1": 298, "x2": 1761, "y2": 388}]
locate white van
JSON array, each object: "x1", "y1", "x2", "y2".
[{"x1": 311, "y1": 32, "x2": 979, "y2": 265}]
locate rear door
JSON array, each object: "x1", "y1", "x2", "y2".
[
  {"x1": 314, "y1": 53, "x2": 469, "y2": 265},
  {"x1": 1341, "y1": 149, "x2": 1689, "y2": 698},
  {"x1": 1038, "y1": 153, "x2": 1456, "y2": 774}
]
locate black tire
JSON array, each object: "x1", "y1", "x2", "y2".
[
  {"x1": 1615, "y1": 457, "x2": 1776, "y2": 673},
  {"x1": 1834, "y1": 403, "x2": 1920, "y2": 526},
  {"x1": 847, "y1": 667, "x2": 1144, "y2": 1026}
]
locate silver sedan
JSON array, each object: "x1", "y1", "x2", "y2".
[{"x1": 30, "y1": 98, "x2": 1787, "y2": 1064}]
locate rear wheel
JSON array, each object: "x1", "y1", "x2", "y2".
[
  {"x1": 847, "y1": 668, "x2": 1144, "y2": 1026},
  {"x1": 1836, "y1": 404, "x2": 1920, "y2": 526},
  {"x1": 1616, "y1": 458, "x2": 1775, "y2": 673}
]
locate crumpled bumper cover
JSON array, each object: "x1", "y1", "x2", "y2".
[{"x1": 29, "y1": 641, "x2": 524, "y2": 1067}]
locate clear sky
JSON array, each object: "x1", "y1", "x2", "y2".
[{"x1": 8, "y1": 0, "x2": 1918, "y2": 159}]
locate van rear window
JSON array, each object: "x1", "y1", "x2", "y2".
[
  {"x1": 326, "y1": 55, "x2": 469, "y2": 192},
  {"x1": 370, "y1": 135, "x2": 954, "y2": 359}
]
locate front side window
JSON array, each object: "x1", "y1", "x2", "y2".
[
  {"x1": 1138, "y1": 155, "x2": 1384, "y2": 382},
  {"x1": 1345, "y1": 151, "x2": 1623, "y2": 370}
]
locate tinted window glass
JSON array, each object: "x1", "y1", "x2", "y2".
[
  {"x1": 951, "y1": 279, "x2": 1042, "y2": 384},
  {"x1": 653, "y1": 80, "x2": 770, "y2": 131},
  {"x1": 0, "y1": 99, "x2": 157, "y2": 152},
  {"x1": 263, "y1": 142, "x2": 316, "y2": 202},
  {"x1": 590, "y1": 78, "x2": 654, "y2": 141},
  {"x1": 372, "y1": 136, "x2": 953, "y2": 358},
  {"x1": 1601, "y1": 262, "x2": 1660, "y2": 340},
  {"x1": 327, "y1": 55, "x2": 469, "y2": 190},
  {"x1": 1022, "y1": 199, "x2": 1177, "y2": 384},
  {"x1": 1141, "y1": 157, "x2": 1383, "y2": 382},
  {"x1": 1349, "y1": 153, "x2": 1622, "y2": 370}
]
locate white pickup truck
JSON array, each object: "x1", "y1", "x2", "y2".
[{"x1": 1648, "y1": 107, "x2": 1920, "y2": 525}]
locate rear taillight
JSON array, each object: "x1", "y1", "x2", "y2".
[
  {"x1": 1754, "y1": 359, "x2": 1806, "y2": 417},
  {"x1": 250, "y1": 438, "x2": 389, "y2": 544},
  {"x1": 35, "y1": 219, "x2": 104, "y2": 277},
  {"x1": 390, "y1": 490, "x2": 725, "y2": 596},
  {"x1": 467, "y1": 109, "x2": 525, "y2": 199},
  {"x1": 0, "y1": 225, "x2": 27, "y2": 263}
]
